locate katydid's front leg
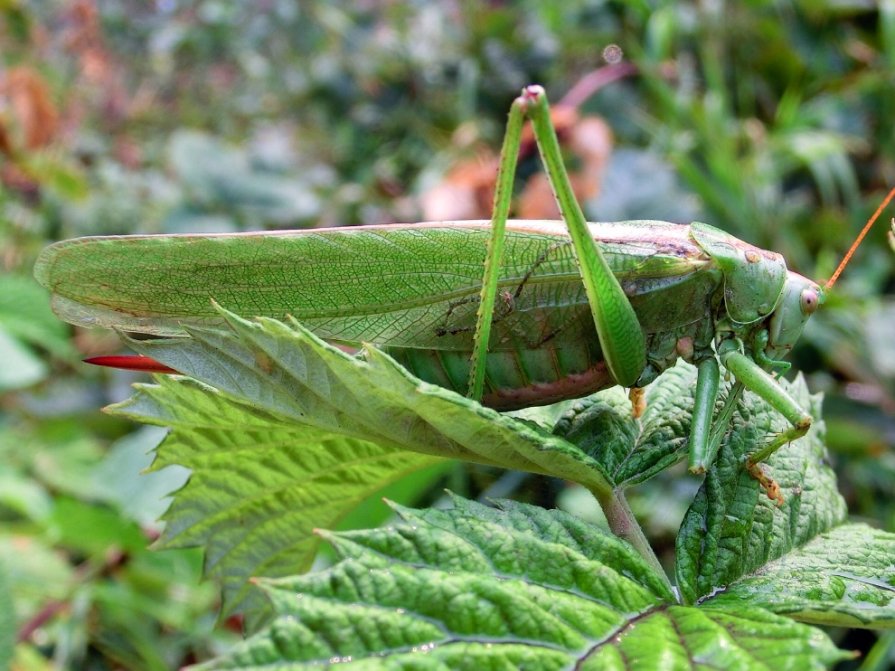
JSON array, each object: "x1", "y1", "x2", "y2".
[
  {"x1": 721, "y1": 346, "x2": 812, "y2": 465},
  {"x1": 687, "y1": 339, "x2": 811, "y2": 475},
  {"x1": 468, "y1": 85, "x2": 646, "y2": 402}
]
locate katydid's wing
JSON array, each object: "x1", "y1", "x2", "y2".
[{"x1": 35, "y1": 221, "x2": 709, "y2": 350}]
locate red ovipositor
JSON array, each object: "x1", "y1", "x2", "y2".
[{"x1": 84, "y1": 355, "x2": 179, "y2": 374}]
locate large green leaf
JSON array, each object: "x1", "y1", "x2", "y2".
[
  {"x1": 112, "y1": 375, "x2": 440, "y2": 623},
  {"x1": 709, "y1": 524, "x2": 895, "y2": 628},
  {"x1": 108, "y1": 307, "x2": 886, "y2": 640},
  {"x1": 676, "y1": 374, "x2": 848, "y2": 604},
  {"x1": 198, "y1": 496, "x2": 849, "y2": 670}
]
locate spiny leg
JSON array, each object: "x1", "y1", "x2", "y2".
[
  {"x1": 689, "y1": 373, "x2": 748, "y2": 476},
  {"x1": 467, "y1": 85, "x2": 646, "y2": 402},
  {"x1": 523, "y1": 86, "x2": 645, "y2": 387},
  {"x1": 467, "y1": 93, "x2": 525, "y2": 401}
]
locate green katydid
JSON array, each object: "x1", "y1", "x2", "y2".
[{"x1": 34, "y1": 85, "x2": 893, "y2": 477}]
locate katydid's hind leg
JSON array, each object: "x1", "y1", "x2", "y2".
[
  {"x1": 471, "y1": 85, "x2": 647, "y2": 403},
  {"x1": 719, "y1": 347, "x2": 812, "y2": 466},
  {"x1": 521, "y1": 86, "x2": 646, "y2": 388}
]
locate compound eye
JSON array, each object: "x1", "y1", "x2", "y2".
[{"x1": 800, "y1": 288, "x2": 819, "y2": 315}]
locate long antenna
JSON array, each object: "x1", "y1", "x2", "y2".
[{"x1": 825, "y1": 186, "x2": 895, "y2": 290}]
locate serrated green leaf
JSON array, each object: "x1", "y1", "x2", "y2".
[
  {"x1": 338, "y1": 495, "x2": 675, "y2": 602},
  {"x1": 553, "y1": 361, "x2": 695, "y2": 486},
  {"x1": 708, "y1": 524, "x2": 895, "y2": 628},
  {"x1": 198, "y1": 497, "x2": 849, "y2": 670},
  {"x1": 676, "y1": 374, "x2": 847, "y2": 604},
  {"x1": 111, "y1": 376, "x2": 440, "y2": 625}
]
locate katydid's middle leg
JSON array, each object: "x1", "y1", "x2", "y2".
[
  {"x1": 688, "y1": 357, "x2": 721, "y2": 474},
  {"x1": 468, "y1": 85, "x2": 646, "y2": 403}
]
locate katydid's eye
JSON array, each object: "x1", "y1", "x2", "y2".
[{"x1": 800, "y1": 288, "x2": 819, "y2": 315}]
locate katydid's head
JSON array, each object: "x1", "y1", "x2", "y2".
[{"x1": 766, "y1": 272, "x2": 824, "y2": 358}]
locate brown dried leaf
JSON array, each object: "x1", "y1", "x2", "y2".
[
  {"x1": 2, "y1": 66, "x2": 58, "y2": 149},
  {"x1": 0, "y1": 118, "x2": 14, "y2": 158},
  {"x1": 420, "y1": 151, "x2": 499, "y2": 220}
]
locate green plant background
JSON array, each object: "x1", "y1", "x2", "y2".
[{"x1": 2, "y1": 1, "x2": 895, "y2": 668}]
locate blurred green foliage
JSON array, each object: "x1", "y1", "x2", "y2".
[{"x1": 2, "y1": 0, "x2": 895, "y2": 667}]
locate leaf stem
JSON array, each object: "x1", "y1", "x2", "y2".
[{"x1": 594, "y1": 487, "x2": 676, "y2": 599}]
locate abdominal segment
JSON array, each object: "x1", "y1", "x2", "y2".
[{"x1": 387, "y1": 339, "x2": 610, "y2": 410}]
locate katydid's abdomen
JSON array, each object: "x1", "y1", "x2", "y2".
[
  {"x1": 36, "y1": 220, "x2": 728, "y2": 408},
  {"x1": 390, "y1": 339, "x2": 610, "y2": 410}
]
